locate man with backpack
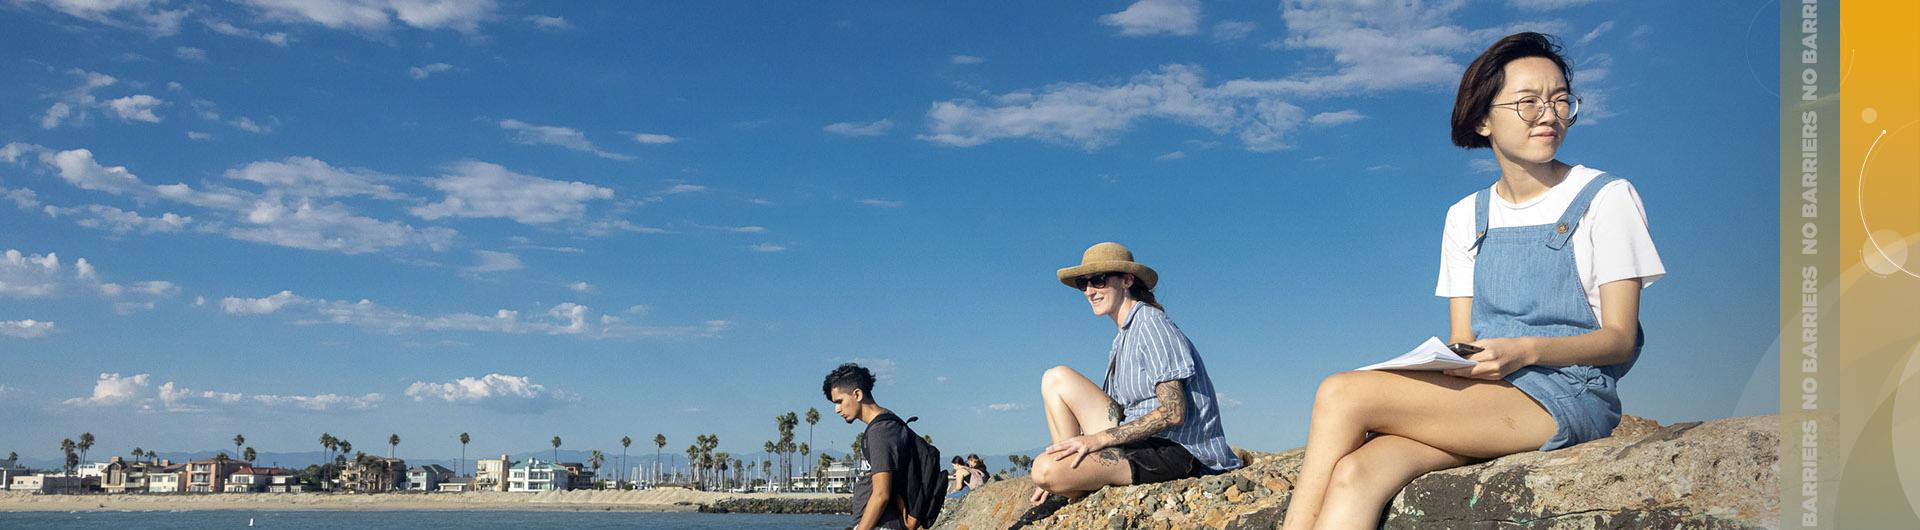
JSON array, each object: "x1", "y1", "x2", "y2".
[{"x1": 824, "y1": 363, "x2": 947, "y2": 530}]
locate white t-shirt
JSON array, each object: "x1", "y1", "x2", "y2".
[{"x1": 1435, "y1": 164, "x2": 1666, "y2": 320}]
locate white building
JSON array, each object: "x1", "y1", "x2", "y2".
[
  {"x1": 0, "y1": 458, "x2": 28, "y2": 490},
  {"x1": 147, "y1": 465, "x2": 183, "y2": 493},
  {"x1": 507, "y1": 458, "x2": 570, "y2": 492},
  {"x1": 9, "y1": 474, "x2": 86, "y2": 493},
  {"x1": 406, "y1": 464, "x2": 456, "y2": 491}
]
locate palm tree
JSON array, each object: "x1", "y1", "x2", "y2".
[
  {"x1": 619, "y1": 435, "x2": 632, "y2": 485},
  {"x1": 59, "y1": 438, "x2": 76, "y2": 476},
  {"x1": 805, "y1": 408, "x2": 820, "y2": 474},
  {"x1": 215, "y1": 451, "x2": 231, "y2": 467},
  {"x1": 320, "y1": 433, "x2": 338, "y2": 490},
  {"x1": 684, "y1": 445, "x2": 700, "y2": 488},
  {"x1": 588, "y1": 450, "x2": 605, "y2": 488},
  {"x1": 776, "y1": 412, "x2": 798, "y2": 487},
  {"x1": 816, "y1": 453, "x2": 831, "y2": 484},
  {"x1": 551, "y1": 436, "x2": 562, "y2": 464},
  {"x1": 714, "y1": 452, "x2": 731, "y2": 490},
  {"x1": 798, "y1": 442, "x2": 810, "y2": 487},
  {"x1": 131, "y1": 446, "x2": 143, "y2": 463},
  {"x1": 231, "y1": 434, "x2": 244, "y2": 462},
  {"x1": 388, "y1": 433, "x2": 400, "y2": 459},
  {"x1": 78, "y1": 432, "x2": 94, "y2": 466},
  {"x1": 244, "y1": 447, "x2": 256, "y2": 463},
  {"x1": 652, "y1": 434, "x2": 666, "y2": 484},
  {"x1": 458, "y1": 433, "x2": 471, "y2": 477}
]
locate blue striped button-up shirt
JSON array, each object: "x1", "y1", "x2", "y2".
[{"x1": 1103, "y1": 303, "x2": 1241, "y2": 472}]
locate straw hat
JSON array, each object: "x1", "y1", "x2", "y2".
[{"x1": 1056, "y1": 242, "x2": 1158, "y2": 290}]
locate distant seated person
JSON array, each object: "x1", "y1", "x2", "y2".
[
  {"x1": 947, "y1": 457, "x2": 974, "y2": 498},
  {"x1": 1015, "y1": 243, "x2": 1244, "y2": 528}
]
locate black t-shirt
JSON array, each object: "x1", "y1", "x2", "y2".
[{"x1": 850, "y1": 412, "x2": 910, "y2": 529}]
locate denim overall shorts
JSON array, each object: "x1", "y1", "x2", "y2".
[{"x1": 1470, "y1": 173, "x2": 1640, "y2": 451}]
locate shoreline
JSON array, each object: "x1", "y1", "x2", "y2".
[{"x1": 0, "y1": 489, "x2": 848, "y2": 514}]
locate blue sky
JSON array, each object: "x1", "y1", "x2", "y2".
[{"x1": 0, "y1": 0, "x2": 1781, "y2": 466}]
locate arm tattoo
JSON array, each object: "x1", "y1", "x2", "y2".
[
  {"x1": 1107, "y1": 401, "x2": 1125, "y2": 424},
  {"x1": 1101, "y1": 379, "x2": 1187, "y2": 446}
]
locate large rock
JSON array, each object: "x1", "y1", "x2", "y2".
[{"x1": 933, "y1": 415, "x2": 1778, "y2": 530}]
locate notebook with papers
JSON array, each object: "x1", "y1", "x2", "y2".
[{"x1": 1355, "y1": 337, "x2": 1478, "y2": 371}]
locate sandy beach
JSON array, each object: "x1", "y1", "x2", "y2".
[{"x1": 0, "y1": 489, "x2": 847, "y2": 512}]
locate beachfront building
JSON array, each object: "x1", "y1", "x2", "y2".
[
  {"x1": 341, "y1": 456, "x2": 407, "y2": 493},
  {"x1": 561, "y1": 462, "x2": 596, "y2": 489},
  {"x1": 102, "y1": 456, "x2": 172, "y2": 493},
  {"x1": 227, "y1": 467, "x2": 297, "y2": 493},
  {"x1": 435, "y1": 479, "x2": 471, "y2": 492},
  {"x1": 265, "y1": 471, "x2": 306, "y2": 493},
  {"x1": 507, "y1": 458, "x2": 570, "y2": 492},
  {"x1": 146, "y1": 464, "x2": 184, "y2": 493},
  {"x1": 75, "y1": 461, "x2": 110, "y2": 479},
  {"x1": 0, "y1": 457, "x2": 28, "y2": 490},
  {"x1": 9, "y1": 474, "x2": 87, "y2": 493},
  {"x1": 475, "y1": 454, "x2": 514, "y2": 492},
  {"x1": 406, "y1": 464, "x2": 456, "y2": 491},
  {"x1": 790, "y1": 460, "x2": 860, "y2": 493},
  {"x1": 185, "y1": 459, "x2": 242, "y2": 493}
]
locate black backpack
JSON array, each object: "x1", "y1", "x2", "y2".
[{"x1": 874, "y1": 413, "x2": 949, "y2": 529}]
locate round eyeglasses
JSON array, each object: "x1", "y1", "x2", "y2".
[{"x1": 1490, "y1": 95, "x2": 1581, "y2": 123}]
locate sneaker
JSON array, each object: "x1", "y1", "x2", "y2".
[{"x1": 1008, "y1": 494, "x2": 1070, "y2": 529}]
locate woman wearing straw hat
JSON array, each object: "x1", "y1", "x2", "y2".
[
  {"x1": 1280, "y1": 32, "x2": 1664, "y2": 530},
  {"x1": 1012, "y1": 242, "x2": 1242, "y2": 528}
]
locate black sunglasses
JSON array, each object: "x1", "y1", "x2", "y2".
[{"x1": 1072, "y1": 273, "x2": 1117, "y2": 290}]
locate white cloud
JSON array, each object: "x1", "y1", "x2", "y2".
[
  {"x1": 567, "y1": 281, "x2": 592, "y2": 293},
  {"x1": 235, "y1": 0, "x2": 500, "y2": 34},
  {"x1": 1470, "y1": 159, "x2": 1500, "y2": 173},
  {"x1": 748, "y1": 243, "x2": 787, "y2": 253},
  {"x1": 11, "y1": 145, "x2": 449, "y2": 255},
  {"x1": 950, "y1": 55, "x2": 986, "y2": 65},
  {"x1": 631, "y1": 133, "x2": 677, "y2": 145},
  {"x1": 1233, "y1": 3, "x2": 1564, "y2": 98},
  {"x1": 1155, "y1": 151, "x2": 1187, "y2": 161},
  {"x1": 225, "y1": 156, "x2": 403, "y2": 200},
  {"x1": 174, "y1": 47, "x2": 207, "y2": 62},
  {"x1": 1509, "y1": 0, "x2": 1600, "y2": 10},
  {"x1": 1576, "y1": 20, "x2": 1614, "y2": 46},
  {"x1": 229, "y1": 116, "x2": 276, "y2": 134},
  {"x1": 1308, "y1": 109, "x2": 1366, "y2": 127},
  {"x1": 462, "y1": 250, "x2": 524, "y2": 274},
  {"x1": 1100, "y1": 0, "x2": 1201, "y2": 37},
  {"x1": 660, "y1": 183, "x2": 706, "y2": 195},
  {"x1": 203, "y1": 19, "x2": 292, "y2": 46},
  {"x1": 64, "y1": 373, "x2": 152, "y2": 407},
  {"x1": 409, "y1": 62, "x2": 454, "y2": 80},
  {"x1": 41, "y1": 203, "x2": 192, "y2": 234},
  {"x1": 41, "y1": 102, "x2": 74, "y2": 129},
  {"x1": 186, "y1": 131, "x2": 212, "y2": 140},
  {"x1": 824, "y1": 119, "x2": 894, "y2": 137},
  {"x1": 526, "y1": 15, "x2": 570, "y2": 30},
  {"x1": 405, "y1": 373, "x2": 573, "y2": 411},
  {"x1": 18, "y1": 0, "x2": 187, "y2": 36},
  {"x1": 859, "y1": 198, "x2": 903, "y2": 208},
  {"x1": 729, "y1": 225, "x2": 766, "y2": 233},
  {"x1": 221, "y1": 290, "x2": 299, "y2": 315},
  {"x1": 499, "y1": 119, "x2": 633, "y2": 160},
  {"x1": 1, "y1": 248, "x2": 174, "y2": 305},
  {"x1": 922, "y1": 64, "x2": 1303, "y2": 151},
  {"x1": 412, "y1": 160, "x2": 614, "y2": 224},
  {"x1": 1211, "y1": 20, "x2": 1257, "y2": 41},
  {"x1": 63, "y1": 372, "x2": 381, "y2": 412},
  {"x1": 0, "y1": 319, "x2": 56, "y2": 339},
  {"x1": 985, "y1": 402, "x2": 1029, "y2": 412}
]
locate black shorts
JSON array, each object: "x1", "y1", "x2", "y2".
[{"x1": 1116, "y1": 437, "x2": 1209, "y2": 485}]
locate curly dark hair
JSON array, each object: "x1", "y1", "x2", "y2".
[{"x1": 821, "y1": 363, "x2": 876, "y2": 400}]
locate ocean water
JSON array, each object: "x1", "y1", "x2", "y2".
[{"x1": 0, "y1": 510, "x2": 850, "y2": 529}]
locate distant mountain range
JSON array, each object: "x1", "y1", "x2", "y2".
[{"x1": 12, "y1": 445, "x2": 1045, "y2": 476}]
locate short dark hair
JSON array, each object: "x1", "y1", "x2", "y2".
[
  {"x1": 1451, "y1": 32, "x2": 1574, "y2": 149},
  {"x1": 822, "y1": 363, "x2": 876, "y2": 400}
]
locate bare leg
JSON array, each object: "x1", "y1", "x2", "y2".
[
  {"x1": 1033, "y1": 366, "x2": 1126, "y2": 501},
  {"x1": 1280, "y1": 370, "x2": 1556, "y2": 530},
  {"x1": 1314, "y1": 435, "x2": 1477, "y2": 530},
  {"x1": 1040, "y1": 365, "x2": 1121, "y2": 442}
]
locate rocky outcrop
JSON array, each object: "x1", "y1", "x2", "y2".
[
  {"x1": 934, "y1": 415, "x2": 1779, "y2": 530},
  {"x1": 697, "y1": 496, "x2": 849, "y2": 514}
]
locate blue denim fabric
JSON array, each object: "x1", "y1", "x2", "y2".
[{"x1": 1469, "y1": 173, "x2": 1642, "y2": 451}]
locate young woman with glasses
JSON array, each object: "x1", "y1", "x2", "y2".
[{"x1": 1280, "y1": 32, "x2": 1666, "y2": 530}]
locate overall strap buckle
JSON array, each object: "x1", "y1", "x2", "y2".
[{"x1": 1545, "y1": 173, "x2": 1622, "y2": 250}]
